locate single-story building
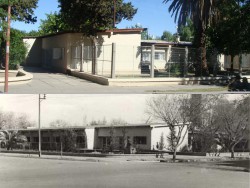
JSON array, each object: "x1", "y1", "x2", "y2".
[
  {"x1": 0, "y1": 123, "x2": 189, "y2": 153},
  {"x1": 23, "y1": 31, "x2": 250, "y2": 78},
  {"x1": 23, "y1": 29, "x2": 144, "y2": 76}
]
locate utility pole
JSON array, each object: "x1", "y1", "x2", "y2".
[
  {"x1": 4, "y1": 1, "x2": 11, "y2": 93},
  {"x1": 38, "y1": 94, "x2": 46, "y2": 157}
]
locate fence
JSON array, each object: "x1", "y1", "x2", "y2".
[{"x1": 70, "y1": 43, "x2": 232, "y2": 79}]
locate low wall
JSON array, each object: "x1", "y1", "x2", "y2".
[
  {"x1": 70, "y1": 70, "x2": 109, "y2": 85},
  {"x1": 71, "y1": 70, "x2": 250, "y2": 86}
]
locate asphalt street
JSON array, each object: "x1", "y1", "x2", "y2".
[
  {"x1": 0, "y1": 156, "x2": 249, "y2": 188},
  {"x1": 0, "y1": 67, "x2": 227, "y2": 94}
]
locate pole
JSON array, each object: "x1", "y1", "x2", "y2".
[
  {"x1": 150, "y1": 45, "x2": 155, "y2": 78},
  {"x1": 38, "y1": 94, "x2": 41, "y2": 157},
  {"x1": 111, "y1": 43, "x2": 116, "y2": 78},
  {"x1": 4, "y1": 2, "x2": 11, "y2": 93},
  {"x1": 38, "y1": 94, "x2": 46, "y2": 157}
]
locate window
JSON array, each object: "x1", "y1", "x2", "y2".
[
  {"x1": 142, "y1": 52, "x2": 151, "y2": 61},
  {"x1": 155, "y1": 52, "x2": 165, "y2": 60},
  {"x1": 71, "y1": 46, "x2": 81, "y2": 59},
  {"x1": 100, "y1": 137, "x2": 110, "y2": 148},
  {"x1": 33, "y1": 137, "x2": 39, "y2": 143},
  {"x1": 42, "y1": 137, "x2": 50, "y2": 142},
  {"x1": 53, "y1": 48, "x2": 64, "y2": 60},
  {"x1": 133, "y1": 136, "x2": 147, "y2": 145}
]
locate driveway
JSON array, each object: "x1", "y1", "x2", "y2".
[{"x1": 1, "y1": 67, "x2": 227, "y2": 94}]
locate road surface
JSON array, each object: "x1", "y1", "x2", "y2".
[{"x1": 0, "y1": 156, "x2": 248, "y2": 188}]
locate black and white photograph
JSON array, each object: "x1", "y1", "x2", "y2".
[
  {"x1": 0, "y1": 94, "x2": 249, "y2": 187},
  {"x1": 0, "y1": 0, "x2": 250, "y2": 188}
]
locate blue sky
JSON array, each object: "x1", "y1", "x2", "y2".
[{"x1": 12, "y1": 0, "x2": 177, "y2": 37}]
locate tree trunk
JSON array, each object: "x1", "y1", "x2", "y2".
[
  {"x1": 230, "y1": 145, "x2": 235, "y2": 158},
  {"x1": 173, "y1": 148, "x2": 177, "y2": 161},
  {"x1": 239, "y1": 53, "x2": 242, "y2": 76},
  {"x1": 230, "y1": 55, "x2": 235, "y2": 74},
  {"x1": 195, "y1": 22, "x2": 208, "y2": 76}
]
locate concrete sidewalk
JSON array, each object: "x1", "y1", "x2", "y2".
[
  {"x1": 1, "y1": 151, "x2": 249, "y2": 163},
  {"x1": 0, "y1": 67, "x2": 229, "y2": 94}
]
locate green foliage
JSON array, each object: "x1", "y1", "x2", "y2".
[
  {"x1": 161, "y1": 31, "x2": 173, "y2": 41},
  {"x1": 0, "y1": 0, "x2": 38, "y2": 23},
  {"x1": 178, "y1": 19, "x2": 194, "y2": 42},
  {"x1": 58, "y1": 0, "x2": 137, "y2": 36},
  {"x1": 207, "y1": 0, "x2": 250, "y2": 56},
  {"x1": 25, "y1": 30, "x2": 41, "y2": 37},
  {"x1": 0, "y1": 29, "x2": 27, "y2": 69},
  {"x1": 39, "y1": 12, "x2": 70, "y2": 35},
  {"x1": 163, "y1": 0, "x2": 220, "y2": 75},
  {"x1": 0, "y1": 0, "x2": 37, "y2": 69}
]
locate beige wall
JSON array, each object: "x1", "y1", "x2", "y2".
[
  {"x1": 42, "y1": 33, "x2": 70, "y2": 73},
  {"x1": 97, "y1": 32, "x2": 142, "y2": 75},
  {"x1": 23, "y1": 38, "x2": 42, "y2": 66}
]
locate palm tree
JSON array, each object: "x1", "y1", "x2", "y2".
[
  {"x1": 163, "y1": 0, "x2": 220, "y2": 76},
  {"x1": 0, "y1": 130, "x2": 27, "y2": 150}
]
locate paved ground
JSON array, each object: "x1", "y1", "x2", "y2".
[
  {"x1": 0, "y1": 67, "x2": 228, "y2": 94},
  {"x1": 0, "y1": 155, "x2": 249, "y2": 188}
]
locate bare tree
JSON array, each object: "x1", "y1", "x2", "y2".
[
  {"x1": 49, "y1": 119, "x2": 69, "y2": 128},
  {"x1": 90, "y1": 117, "x2": 107, "y2": 126},
  {"x1": 215, "y1": 96, "x2": 250, "y2": 158},
  {"x1": 146, "y1": 95, "x2": 192, "y2": 161},
  {"x1": 0, "y1": 111, "x2": 35, "y2": 130}
]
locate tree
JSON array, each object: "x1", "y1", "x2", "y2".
[
  {"x1": 0, "y1": 29, "x2": 27, "y2": 69},
  {"x1": 187, "y1": 94, "x2": 222, "y2": 152},
  {"x1": 214, "y1": 96, "x2": 250, "y2": 158},
  {"x1": 146, "y1": 95, "x2": 192, "y2": 161},
  {"x1": 49, "y1": 119, "x2": 69, "y2": 128},
  {"x1": 207, "y1": 0, "x2": 250, "y2": 73},
  {"x1": 161, "y1": 31, "x2": 173, "y2": 41},
  {"x1": 38, "y1": 12, "x2": 70, "y2": 35},
  {"x1": 110, "y1": 118, "x2": 128, "y2": 152},
  {"x1": 0, "y1": 0, "x2": 38, "y2": 69},
  {"x1": 163, "y1": 0, "x2": 220, "y2": 76},
  {"x1": 0, "y1": 110, "x2": 35, "y2": 130},
  {"x1": 49, "y1": 119, "x2": 78, "y2": 152},
  {"x1": 59, "y1": 0, "x2": 137, "y2": 36},
  {"x1": 178, "y1": 19, "x2": 194, "y2": 42},
  {"x1": 0, "y1": 130, "x2": 28, "y2": 150},
  {"x1": 60, "y1": 129, "x2": 77, "y2": 152},
  {"x1": 90, "y1": 117, "x2": 107, "y2": 126},
  {"x1": 0, "y1": 0, "x2": 38, "y2": 24}
]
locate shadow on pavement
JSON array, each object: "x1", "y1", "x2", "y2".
[
  {"x1": 23, "y1": 66, "x2": 61, "y2": 74},
  {"x1": 215, "y1": 160, "x2": 250, "y2": 172}
]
